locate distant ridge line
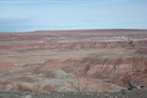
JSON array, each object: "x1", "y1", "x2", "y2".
[{"x1": 0, "y1": 29, "x2": 147, "y2": 34}]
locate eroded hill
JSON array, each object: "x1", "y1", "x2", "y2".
[{"x1": 0, "y1": 29, "x2": 147, "y2": 92}]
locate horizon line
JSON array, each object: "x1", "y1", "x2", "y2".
[{"x1": 1, "y1": 28, "x2": 147, "y2": 33}]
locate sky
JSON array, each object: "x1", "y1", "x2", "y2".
[{"x1": 0, "y1": 0, "x2": 147, "y2": 32}]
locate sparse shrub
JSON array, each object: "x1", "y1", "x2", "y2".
[
  {"x1": 12, "y1": 82, "x2": 43, "y2": 92},
  {"x1": 13, "y1": 83, "x2": 33, "y2": 92},
  {"x1": 70, "y1": 77, "x2": 86, "y2": 92},
  {"x1": 43, "y1": 85, "x2": 56, "y2": 92},
  {"x1": 125, "y1": 79, "x2": 137, "y2": 90},
  {"x1": 125, "y1": 79, "x2": 143, "y2": 90},
  {"x1": 33, "y1": 82, "x2": 43, "y2": 92},
  {"x1": 121, "y1": 71, "x2": 145, "y2": 90}
]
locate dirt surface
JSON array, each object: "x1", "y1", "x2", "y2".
[
  {"x1": 0, "y1": 29, "x2": 147, "y2": 94},
  {"x1": 0, "y1": 89, "x2": 147, "y2": 98}
]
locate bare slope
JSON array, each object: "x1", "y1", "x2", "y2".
[{"x1": 0, "y1": 29, "x2": 147, "y2": 92}]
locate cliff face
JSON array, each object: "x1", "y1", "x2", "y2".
[{"x1": 0, "y1": 30, "x2": 147, "y2": 92}]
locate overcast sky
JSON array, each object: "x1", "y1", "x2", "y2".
[{"x1": 0, "y1": 0, "x2": 147, "y2": 32}]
